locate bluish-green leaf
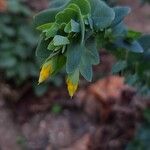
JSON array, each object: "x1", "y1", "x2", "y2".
[
  {"x1": 55, "y1": 8, "x2": 78, "y2": 24},
  {"x1": 36, "y1": 37, "x2": 52, "y2": 65},
  {"x1": 68, "y1": 4, "x2": 85, "y2": 44},
  {"x1": 91, "y1": 0, "x2": 115, "y2": 29},
  {"x1": 33, "y1": 8, "x2": 62, "y2": 27},
  {"x1": 51, "y1": 55, "x2": 66, "y2": 75},
  {"x1": 111, "y1": 6, "x2": 131, "y2": 27},
  {"x1": 66, "y1": 43, "x2": 83, "y2": 73},
  {"x1": 71, "y1": 19, "x2": 80, "y2": 32},
  {"x1": 0, "y1": 56, "x2": 17, "y2": 68},
  {"x1": 80, "y1": 59, "x2": 93, "y2": 82},
  {"x1": 115, "y1": 39, "x2": 144, "y2": 53},
  {"x1": 69, "y1": 0, "x2": 91, "y2": 15},
  {"x1": 112, "y1": 22, "x2": 127, "y2": 37},
  {"x1": 112, "y1": 60, "x2": 127, "y2": 74},
  {"x1": 67, "y1": 68, "x2": 80, "y2": 84},
  {"x1": 47, "y1": 41, "x2": 56, "y2": 51},
  {"x1": 138, "y1": 35, "x2": 150, "y2": 51},
  {"x1": 64, "y1": 19, "x2": 80, "y2": 33},
  {"x1": 53, "y1": 35, "x2": 70, "y2": 46},
  {"x1": 45, "y1": 23, "x2": 59, "y2": 39},
  {"x1": 85, "y1": 37, "x2": 100, "y2": 65},
  {"x1": 36, "y1": 23, "x2": 53, "y2": 31}
]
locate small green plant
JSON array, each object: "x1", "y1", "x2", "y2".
[
  {"x1": 0, "y1": 0, "x2": 65, "y2": 96},
  {"x1": 34, "y1": 0, "x2": 146, "y2": 97},
  {"x1": 126, "y1": 108, "x2": 150, "y2": 150},
  {"x1": 0, "y1": 0, "x2": 38, "y2": 84}
]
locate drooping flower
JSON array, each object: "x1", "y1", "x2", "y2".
[
  {"x1": 66, "y1": 79, "x2": 78, "y2": 97},
  {"x1": 38, "y1": 63, "x2": 52, "y2": 84}
]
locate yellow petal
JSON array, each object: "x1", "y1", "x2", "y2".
[
  {"x1": 67, "y1": 79, "x2": 78, "y2": 97},
  {"x1": 38, "y1": 63, "x2": 52, "y2": 84}
]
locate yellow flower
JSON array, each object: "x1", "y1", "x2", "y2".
[
  {"x1": 38, "y1": 63, "x2": 52, "y2": 84},
  {"x1": 66, "y1": 79, "x2": 78, "y2": 97}
]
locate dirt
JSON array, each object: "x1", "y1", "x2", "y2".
[{"x1": 0, "y1": 76, "x2": 149, "y2": 150}]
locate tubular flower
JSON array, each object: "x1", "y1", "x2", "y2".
[
  {"x1": 38, "y1": 63, "x2": 52, "y2": 84},
  {"x1": 66, "y1": 79, "x2": 78, "y2": 97}
]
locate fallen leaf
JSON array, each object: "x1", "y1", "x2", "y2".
[
  {"x1": 0, "y1": 0, "x2": 7, "y2": 12},
  {"x1": 88, "y1": 76, "x2": 125, "y2": 103}
]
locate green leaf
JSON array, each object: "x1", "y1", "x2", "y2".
[
  {"x1": 111, "y1": 6, "x2": 131, "y2": 27},
  {"x1": 80, "y1": 59, "x2": 93, "y2": 81},
  {"x1": 36, "y1": 37, "x2": 52, "y2": 65},
  {"x1": 55, "y1": 8, "x2": 78, "y2": 24},
  {"x1": 7, "y1": 0, "x2": 21, "y2": 13},
  {"x1": 68, "y1": 4, "x2": 85, "y2": 44},
  {"x1": 69, "y1": 0, "x2": 91, "y2": 15},
  {"x1": 33, "y1": 8, "x2": 63, "y2": 27},
  {"x1": 64, "y1": 22, "x2": 72, "y2": 33},
  {"x1": 71, "y1": 19, "x2": 80, "y2": 32},
  {"x1": 85, "y1": 37, "x2": 100, "y2": 65},
  {"x1": 79, "y1": 37, "x2": 99, "y2": 81},
  {"x1": 126, "y1": 30, "x2": 142, "y2": 41},
  {"x1": 88, "y1": 16, "x2": 94, "y2": 30},
  {"x1": 125, "y1": 74, "x2": 139, "y2": 86},
  {"x1": 0, "y1": 56, "x2": 17, "y2": 68},
  {"x1": 91, "y1": 0, "x2": 115, "y2": 29},
  {"x1": 112, "y1": 22, "x2": 127, "y2": 37},
  {"x1": 80, "y1": 65, "x2": 93, "y2": 82},
  {"x1": 51, "y1": 55, "x2": 66, "y2": 75},
  {"x1": 45, "y1": 23, "x2": 59, "y2": 39},
  {"x1": 66, "y1": 43, "x2": 83, "y2": 73},
  {"x1": 115, "y1": 39, "x2": 144, "y2": 53},
  {"x1": 67, "y1": 68, "x2": 79, "y2": 84},
  {"x1": 138, "y1": 34, "x2": 150, "y2": 51},
  {"x1": 47, "y1": 41, "x2": 56, "y2": 51},
  {"x1": 53, "y1": 35, "x2": 70, "y2": 46},
  {"x1": 112, "y1": 60, "x2": 127, "y2": 74},
  {"x1": 19, "y1": 26, "x2": 37, "y2": 45},
  {"x1": 64, "y1": 19, "x2": 80, "y2": 33},
  {"x1": 36, "y1": 23, "x2": 54, "y2": 31}
]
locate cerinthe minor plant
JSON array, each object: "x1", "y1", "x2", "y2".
[{"x1": 34, "y1": 0, "x2": 144, "y2": 97}]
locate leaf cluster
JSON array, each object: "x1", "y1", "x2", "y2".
[
  {"x1": 34, "y1": 0, "x2": 145, "y2": 96},
  {"x1": 109, "y1": 34, "x2": 150, "y2": 95}
]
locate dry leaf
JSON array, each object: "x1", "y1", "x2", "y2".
[
  {"x1": 0, "y1": 0, "x2": 7, "y2": 12},
  {"x1": 88, "y1": 76, "x2": 126, "y2": 103}
]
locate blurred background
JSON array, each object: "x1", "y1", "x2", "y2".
[{"x1": 0, "y1": 0, "x2": 150, "y2": 150}]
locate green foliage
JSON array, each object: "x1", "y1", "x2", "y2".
[
  {"x1": 0, "y1": 0, "x2": 64, "y2": 96},
  {"x1": 126, "y1": 108, "x2": 150, "y2": 150},
  {"x1": 109, "y1": 34, "x2": 150, "y2": 95},
  {"x1": 0, "y1": 0, "x2": 39, "y2": 85},
  {"x1": 112, "y1": 60, "x2": 127, "y2": 74},
  {"x1": 34, "y1": 0, "x2": 147, "y2": 96}
]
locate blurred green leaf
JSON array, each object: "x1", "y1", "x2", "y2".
[{"x1": 112, "y1": 60, "x2": 127, "y2": 74}]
